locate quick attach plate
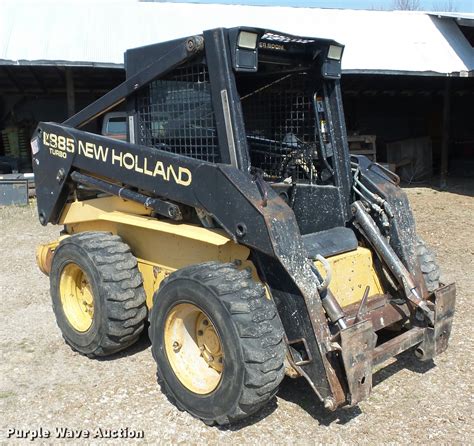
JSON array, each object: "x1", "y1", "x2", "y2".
[
  {"x1": 339, "y1": 319, "x2": 377, "y2": 406},
  {"x1": 417, "y1": 283, "x2": 456, "y2": 361}
]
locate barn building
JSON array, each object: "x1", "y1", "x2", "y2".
[{"x1": 0, "y1": 0, "x2": 473, "y2": 189}]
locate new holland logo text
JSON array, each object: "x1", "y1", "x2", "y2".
[{"x1": 42, "y1": 131, "x2": 192, "y2": 186}]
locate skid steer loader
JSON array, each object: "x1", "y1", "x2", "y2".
[{"x1": 32, "y1": 27, "x2": 455, "y2": 425}]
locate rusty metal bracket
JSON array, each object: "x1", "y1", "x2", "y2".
[
  {"x1": 339, "y1": 320, "x2": 377, "y2": 406},
  {"x1": 287, "y1": 337, "x2": 313, "y2": 366},
  {"x1": 416, "y1": 283, "x2": 456, "y2": 361}
]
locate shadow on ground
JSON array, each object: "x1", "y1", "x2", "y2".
[
  {"x1": 96, "y1": 326, "x2": 436, "y2": 430},
  {"x1": 217, "y1": 399, "x2": 279, "y2": 431},
  {"x1": 372, "y1": 349, "x2": 435, "y2": 386},
  {"x1": 402, "y1": 176, "x2": 474, "y2": 197},
  {"x1": 97, "y1": 329, "x2": 151, "y2": 361},
  {"x1": 268, "y1": 349, "x2": 434, "y2": 428},
  {"x1": 276, "y1": 377, "x2": 362, "y2": 427}
]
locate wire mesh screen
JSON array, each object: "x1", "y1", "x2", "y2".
[
  {"x1": 241, "y1": 72, "x2": 318, "y2": 182},
  {"x1": 136, "y1": 63, "x2": 220, "y2": 163}
]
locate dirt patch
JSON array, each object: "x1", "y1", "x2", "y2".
[{"x1": 1, "y1": 181, "x2": 473, "y2": 444}]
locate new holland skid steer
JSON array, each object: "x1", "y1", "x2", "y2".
[{"x1": 32, "y1": 27, "x2": 456, "y2": 425}]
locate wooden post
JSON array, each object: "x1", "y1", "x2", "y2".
[
  {"x1": 440, "y1": 77, "x2": 451, "y2": 189},
  {"x1": 65, "y1": 68, "x2": 75, "y2": 118}
]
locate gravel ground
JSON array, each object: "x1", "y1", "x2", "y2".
[{"x1": 1, "y1": 179, "x2": 473, "y2": 444}]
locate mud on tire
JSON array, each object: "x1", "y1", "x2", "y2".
[
  {"x1": 149, "y1": 261, "x2": 286, "y2": 425},
  {"x1": 50, "y1": 232, "x2": 147, "y2": 357}
]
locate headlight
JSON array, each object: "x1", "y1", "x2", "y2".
[
  {"x1": 238, "y1": 31, "x2": 258, "y2": 50},
  {"x1": 327, "y1": 45, "x2": 343, "y2": 61}
]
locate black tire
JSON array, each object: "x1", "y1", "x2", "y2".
[
  {"x1": 416, "y1": 237, "x2": 441, "y2": 292},
  {"x1": 50, "y1": 232, "x2": 147, "y2": 357},
  {"x1": 149, "y1": 261, "x2": 286, "y2": 425}
]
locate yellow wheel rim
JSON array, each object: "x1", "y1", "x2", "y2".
[
  {"x1": 59, "y1": 263, "x2": 94, "y2": 332},
  {"x1": 164, "y1": 303, "x2": 223, "y2": 395}
]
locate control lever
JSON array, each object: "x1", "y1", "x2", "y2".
[{"x1": 354, "y1": 286, "x2": 370, "y2": 324}]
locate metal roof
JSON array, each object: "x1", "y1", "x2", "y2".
[{"x1": 0, "y1": 0, "x2": 473, "y2": 76}]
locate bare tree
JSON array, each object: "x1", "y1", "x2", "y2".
[
  {"x1": 432, "y1": 0, "x2": 458, "y2": 11},
  {"x1": 369, "y1": 3, "x2": 389, "y2": 10},
  {"x1": 392, "y1": 0, "x2": 421, "y2": 10}
]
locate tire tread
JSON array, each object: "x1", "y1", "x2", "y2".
[
  {"x1": 56, "y1": 232, "x2": 147, "y2": 357},
  {"x1": 416, "y1": 237, "x2": 441, "y2": 293},
  {"x1": 149, "y1": 261, "x2": 285, "y2": 425}
]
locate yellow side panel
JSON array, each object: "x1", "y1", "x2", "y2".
[
  {"x1": 68, "y1": 220, "x2": 250, "y2": 308},
  {"x1": 60, "y1": 197, "x2": 233, "y2": 246},
  {"x1": 67, "y1": 219, "x2": 248, "y2": 267},
  {"x1": 60, "y1": 198, "x2": 251, "y2": 308},
  {"x1": 52, "y1": 198, "x2": 384, "y2": 310},
  {"x1": 136, "y1": 260, "x2": 167, "y2": 309},
  {"x1": 314, "y1": 247, "x2": 384, "y2": 308},
  {"x1": 59, "y1": 196, "x2": 152, "y2": 221}
]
